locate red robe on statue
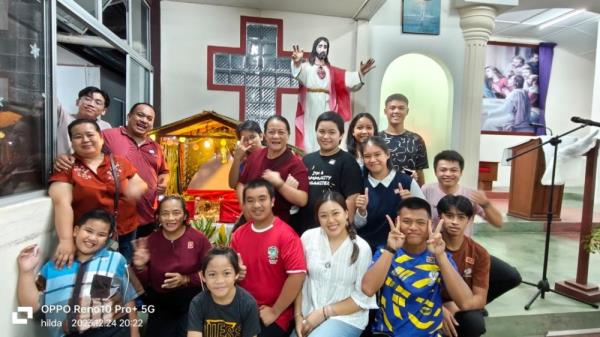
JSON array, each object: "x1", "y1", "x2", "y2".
[{"x1": 294, "y1": 66, "x2": 353, "y2": 151}]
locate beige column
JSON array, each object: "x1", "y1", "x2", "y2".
[{"x1": 457, "y1": 5, "x2": 497, "y2": 188}]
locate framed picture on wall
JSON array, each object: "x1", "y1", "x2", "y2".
[
  {"x1": 481, "y1": 41, "x2": 541, "y2": 135},
  {"x1": 402, "y1": 0, "x2": 441, "y2": 35}
]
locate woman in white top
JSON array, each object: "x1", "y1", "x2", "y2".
[{"x1": 293, "y1": 191, "x2": 377, "y2": 337}]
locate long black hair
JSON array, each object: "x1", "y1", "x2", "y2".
[
  {"x1": 314, "y1": 191, "x2": 359, "y2": 265},
  {"x1": 346, "y1": 113, "x2": 378, "y2": 157},
  {"x1": 308, "y1": 36, "x2": 330, "y2": 66},
  {"x1": 360, "y1": 136, "x2": 393, "y2": 174}
]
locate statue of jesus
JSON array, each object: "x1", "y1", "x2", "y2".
[{"x1": 291, "y1": 37, "x2": 375, "y2": 152}]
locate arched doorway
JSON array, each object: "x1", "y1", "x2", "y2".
[{"x1": 380, "y1": 53, "x2": 454, "y2": 182}]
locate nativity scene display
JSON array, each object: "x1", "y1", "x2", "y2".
[{"x1": 150, "y1": 111, "x2": 242, "y2": 224}]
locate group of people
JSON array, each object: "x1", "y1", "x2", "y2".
[
  {"x1": 222, "y1": 92, "x2": 521, "y2": 337},
  {"x1": 15, "y1": 84, "x2": 522, "y2": 336}
]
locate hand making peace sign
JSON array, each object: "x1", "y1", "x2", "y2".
[
  {"x1": 427, "y1": 219, "x2": 446, "y2": 256},
  {"x1": 233, "y1": 135, "x2": 252, "y2": 161},
  {"x1": 385, "y1": 214, "x2": 406, "y2": 251}
]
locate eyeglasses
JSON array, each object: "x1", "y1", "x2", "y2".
[{"x1": 81, "y1": 96, "x2": 105, "y2": 107}]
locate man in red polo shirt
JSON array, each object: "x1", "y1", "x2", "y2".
[
  {"x1": 55, "y1": 103, "x2": 169, "y2": 237},
  {"x1": 102, "y1": 103, "x2": 169, "y2": 237}
]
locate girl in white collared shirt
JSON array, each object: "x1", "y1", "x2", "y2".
[{"x1": 292, "y1": 191, "x2": 377, "y2": 337}]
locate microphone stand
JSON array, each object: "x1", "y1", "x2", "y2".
[
  {"x1": 531, "y1": 124, "x2": 553, "y2": 136},
  {"x1": 506, "y1": 123, "x2": 599, "y2": 310}
]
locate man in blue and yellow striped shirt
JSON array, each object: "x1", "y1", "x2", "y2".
[{"x1": 361, "y1": 197, "x2": 473, "y2": 337}]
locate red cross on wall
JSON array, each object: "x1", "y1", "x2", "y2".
[{"x1": 207, "y1": 16, "x2": 306, "y2": 123}]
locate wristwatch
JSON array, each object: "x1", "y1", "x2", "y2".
[{"x1": 383, "y1": 244, "x2": 396, "y2": 255}]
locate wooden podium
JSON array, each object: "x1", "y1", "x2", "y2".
[{"x1": 507, "y1": 138, "x2": 564, "y2": 220}]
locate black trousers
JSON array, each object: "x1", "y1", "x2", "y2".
[
  {"x1": 453, "y1": 310, "x2": 486, "y2": 337},
  {"x1": 143, "y1": 287, "x2": 202, "y2": 337},
  {"x1": 259, "y1": 322, "x2": 287, "y2": 337},
  {"x1": 487, "y1": 255, "x2": 522, "y2": 303},
  {"x1": 145, "y1": 308, "x2": 188, "y2": 337},
  {"x1": 447, "y1": 255, "x2": 521, "y2": 337}
]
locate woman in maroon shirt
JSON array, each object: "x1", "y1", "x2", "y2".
[
  {"x1": 133, "y1": 195, "x2": 211, "y2": 337},
  {"x1": 237, "y1": 116, "x2": 309, "y2": 225}
]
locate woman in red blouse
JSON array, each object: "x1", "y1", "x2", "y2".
[{"x1": 49, "y1": 119, "x2": 147, "y2": 268}]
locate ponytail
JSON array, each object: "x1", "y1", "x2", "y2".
[{"x1": 347, "y1": 223, "x2": 359, "y2": 265}]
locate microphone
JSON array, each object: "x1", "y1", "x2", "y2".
[
  {"x1": 571, "y1": 116, "x2": 600, "y2": 128},
  {"x1": 530, "y1": 123, "x2": 553, "y2": 136}
]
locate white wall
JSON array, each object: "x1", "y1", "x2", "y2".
[
  {"x1": 0, "y1": 197, "x2": 53, "y2": 337},
  {"x1": 57, "y1": 46, "x2": 102, "y2": 115},
  {"x1": 366, "y1": 0, "x2": 466, "y2": 148},
  {"x1": 480, "y1": 46, "x2": 594, "y2": 187},
  {"x1": 160, "y1": 1, "x2": 370, "y2": 146}
]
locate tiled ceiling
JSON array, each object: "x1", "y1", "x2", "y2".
[{"x1": 493, "y1": 8, "x2": 599, "y2": 59}]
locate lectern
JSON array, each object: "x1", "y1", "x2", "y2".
[{"x1": 507, "y1": 138, "x2": 564, "y2": 220}]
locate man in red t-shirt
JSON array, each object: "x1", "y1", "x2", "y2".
[
  {"x1": 438, "y1": 195, "x2": 490, "y2": 337},
  {"x1": 230, "y1": 178, "x2": 306, "y2": 337}
]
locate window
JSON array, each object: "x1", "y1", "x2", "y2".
[
  {"x1": 212, "y1": 22, "x2": 297, "y2": 127},
  {"x1": 131, "y1": 0, "x2": 150, "y2": 58},
  {"x1": 128, "y1": 57, "x2": 151, "y2": 105},
  {"x1": 0, "y1": 0, "x2": 47, "y2": 197}
]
